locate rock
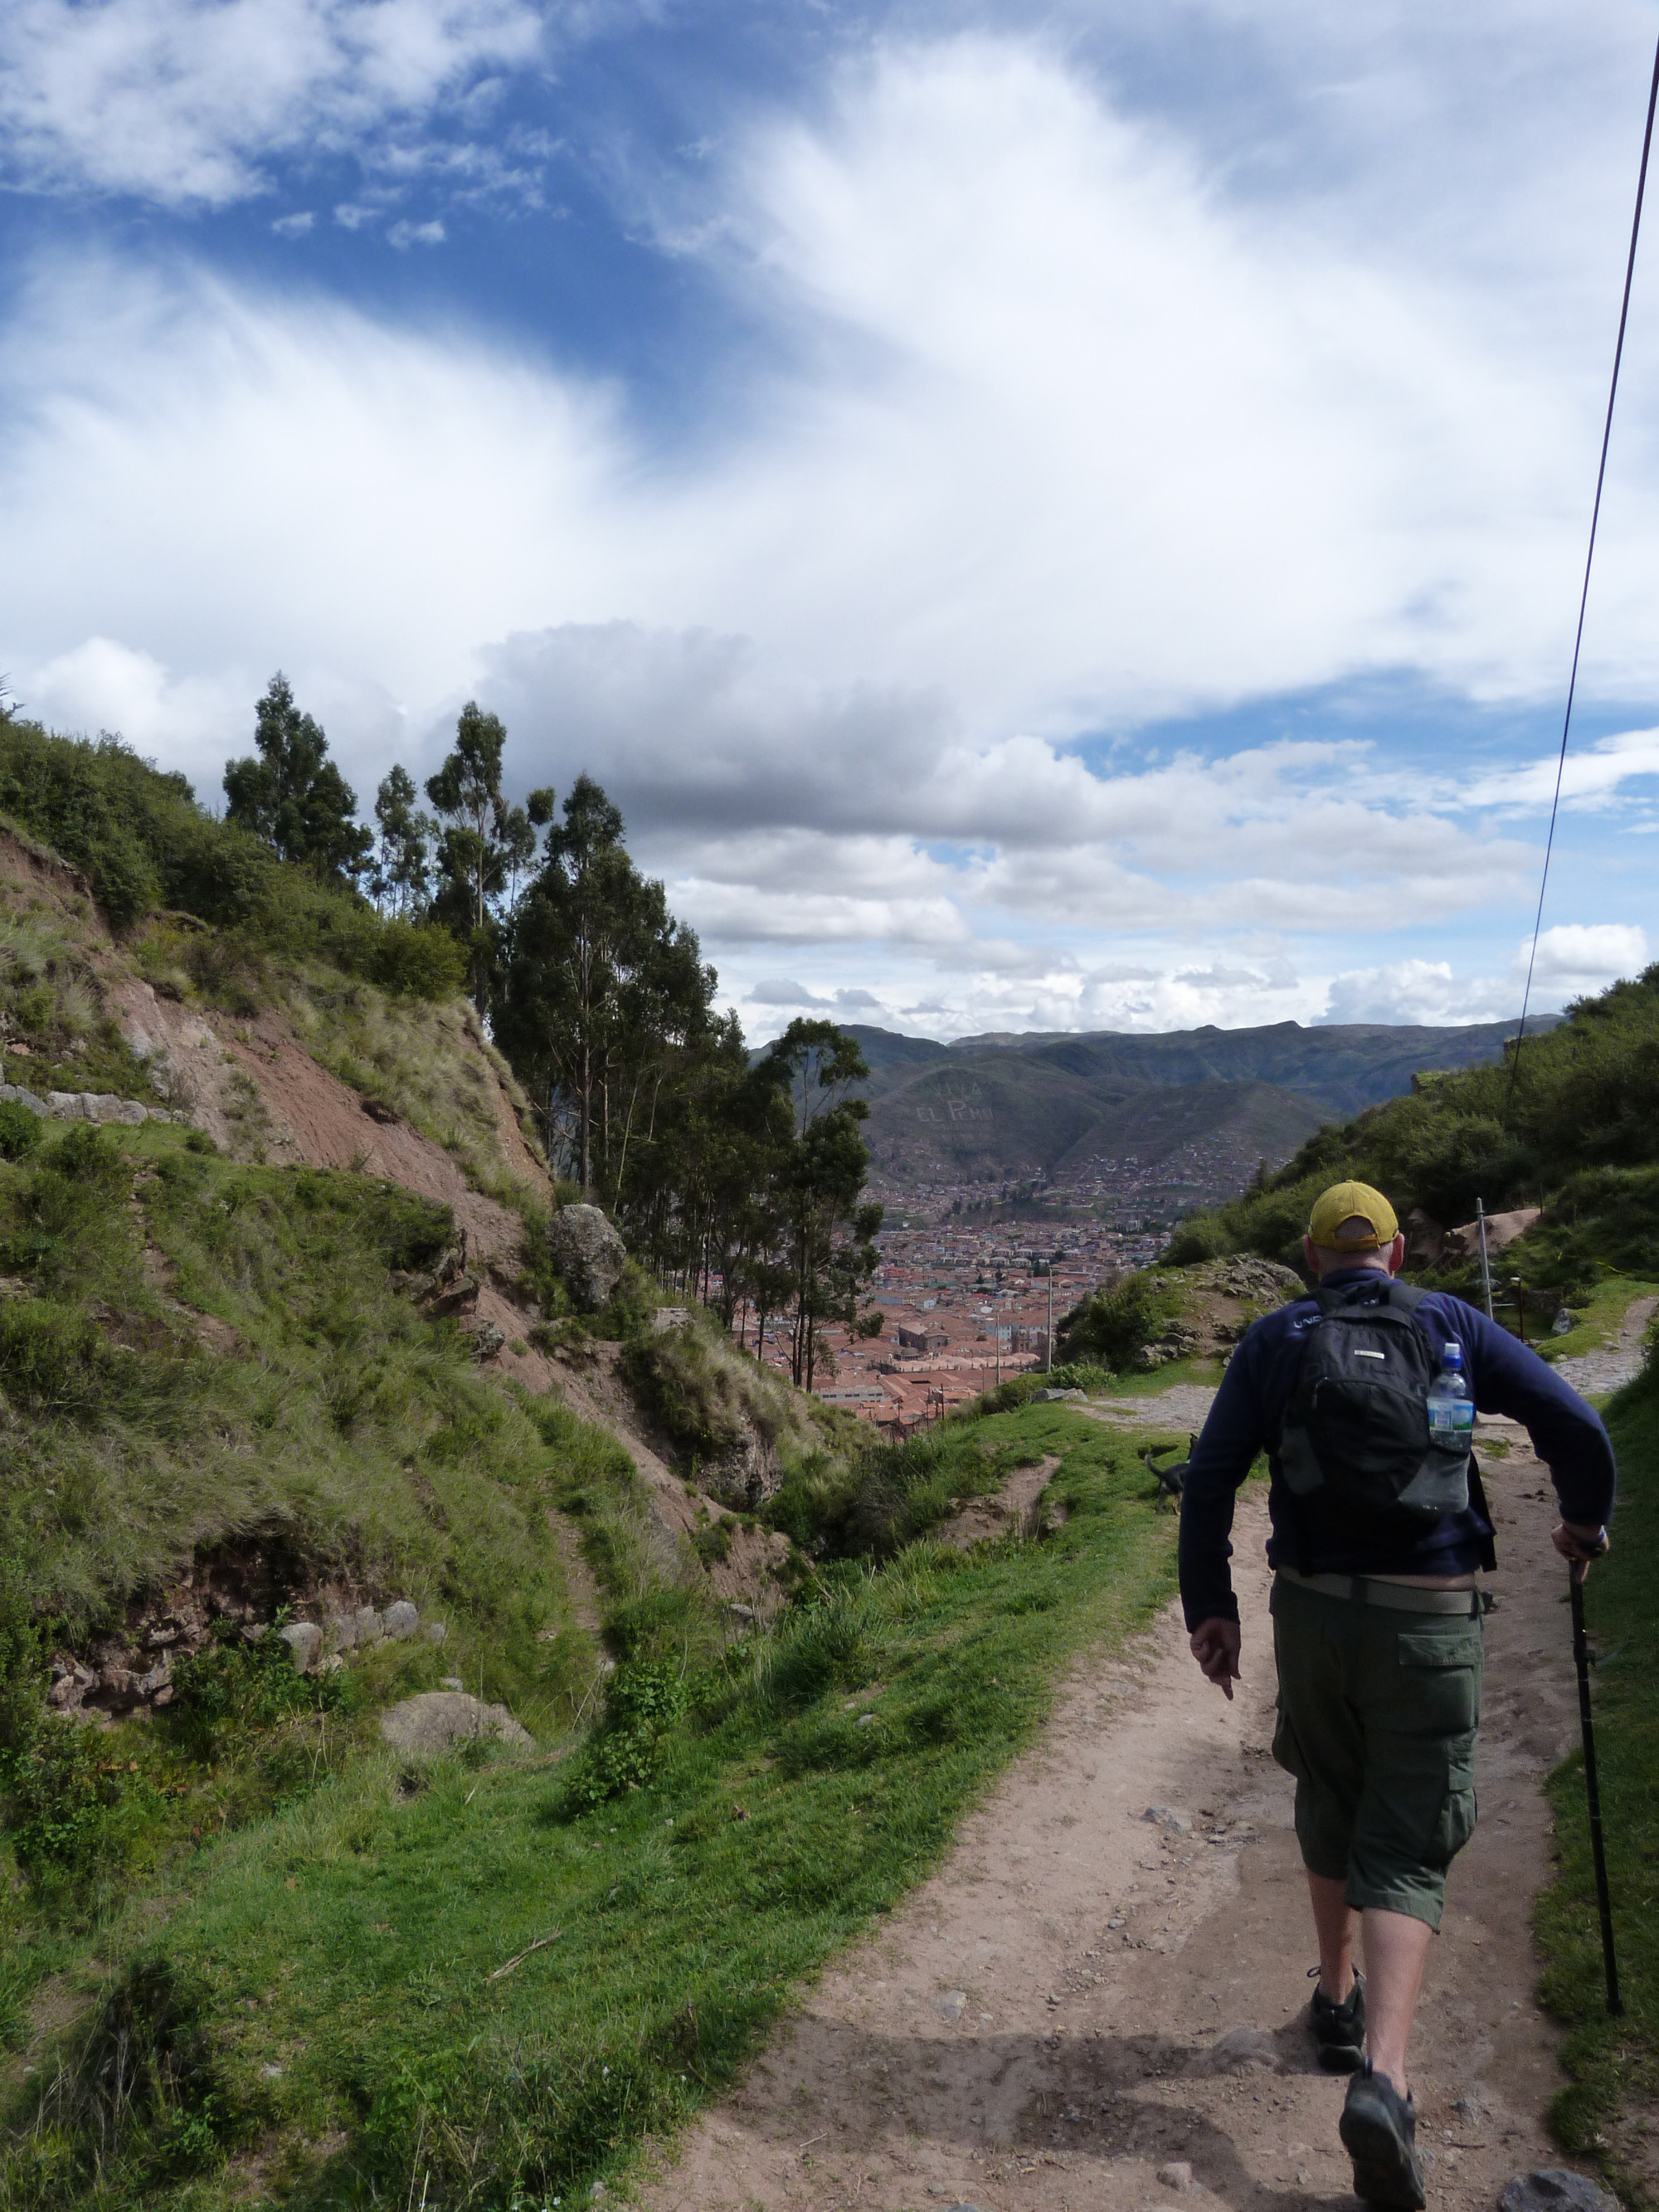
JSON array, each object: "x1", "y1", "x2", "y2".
[
  {"x1": 931, "y1": 1989, "x2": 968, "y2": 2022},
  {"x1": 116, "y1": 1100, "x2": 148, "y2": 1126},
  {"x1": 726, "y1": 1603, "x2": 757, "y2": 1622},
  {"x1": 329, "y1": 1612, "x2": 359, "y2": 1651},
  {"x1": 46, "y1": 1673, "x2": 83, "y2": 1708},
  {"x1": 857, "y1": 1713, "x2": 876, "y2": 1727},
  {"x1": 382, "y1": 1600, "x2": 419, "y2": 1640},
  {"x1": 1500, "y1": 2175, "x2": 1620, "y2": 2212},
  {"x1": 422, "y1": 1621, "x2": 448, "y2": 1644},
  {"x1": 467, "y1": 1318, "x2": 506, "y2": 1360},
  {"x1": 136, "y1": 1662, "x2": 172, "y2": 1698},
  {"x1": 46, "y1": 1091, "x2": 85, "y2": 1118},
  {"x1": 1037, "y1": 1387, "x2": 1085, "y2": 1401},
  {"x1": 0, "y1": 1086, "x2": 46, "y2": 1115},
  {"x1": 546, "y1": 1204, "x2": 627, "y2": 1312},
  {"x1": 1552, "y1": 1308, "x2": 1574, "y2": 1335},
  {"x1": 1188, "y1": 2024, "x2": 1283, "y2": 2076},
  {"x1": 1142, "y1": 1804, "x2": 1191, "y2": 1834},
  {"x1": 440, "y1": 1677, "x2": 465, "y2": 1691},
  {"x1": 278, "y1": 1622, "x2": 322, "y2": 1672},
  {"x1": 354, "y1": 1605, "x2": 384, "y2": 1644},
  {"x1": 379, "y1": 1691, "x2": 533, "y2": 1755},
  {"x1": 98, "y1": 1666, "x2": 140, "y2": 1708},
  {"x1": 1158, "y1": 2162, "x2": 1194, "y2": 2191}
]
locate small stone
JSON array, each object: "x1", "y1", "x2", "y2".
[
  {"x1": 1142, "y1": 1805, "x2": 1191, "y2": 1835},
  {"x1": 1158, "y1": 2161, "x2": 1194, "y2": 2190},
  {"x1": 422, "y1": 1621, "x2": 447, "y2": 1644},
  {"x1": 261, "y1": 2063, "x2": 284, "y2": 2080},
  {"x1": 931, "y1": 1989, "x2": 967, "y2": 2022},
  {"x1": 440, "y1": 1677, "x2": 465, "y2": 1691},
  {"x1": 857, "y1": 1713, "x2": 876, "y2": 1727},
  {"x1": 278, "y1": 1622, "x2": 322, "y2": 1672},
  {"x1": 1107, "y1": 1915, "x2": 1126, "y2": 1929},
  {"x1": 354, "y1": 1605, "x2": 384, "y2": 1644},
  {"x1": 382, "y1": 1600, "x2": 419, "y2": 1640},
  {"x1": 1499, "y1": 2174, "x2": 1620, "y2": 2212},
  {"x1": 1188, "y1": 2025, "x2": 1282, "y2": 2076}
]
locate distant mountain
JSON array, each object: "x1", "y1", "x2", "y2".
[{"x1": 850, "y1": 1016, "x2": 1547, "y2": 1196}]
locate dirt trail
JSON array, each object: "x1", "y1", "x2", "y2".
[
  {"x1": 1554, "y1": 1295, "x2": 1657, "y2": 1397},
  {"x1": 640, "y1": 1404, "x2": 1597, "y2": 2212}
]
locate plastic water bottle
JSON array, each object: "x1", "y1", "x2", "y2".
[{"x1": 1427, "y1": 1340, "x2": 1475, "y2": 1443}]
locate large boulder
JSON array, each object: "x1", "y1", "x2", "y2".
[
  {"x1": 547, "y1": 1204, "x2": 627, "y2": 1312},
  {"x1": 380, "y1": 1692, "x2": 533, "y2": 1755}
]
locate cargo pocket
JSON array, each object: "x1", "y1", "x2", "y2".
[
  {"x1": 1395, "y1": 1625, "x2": 1482, "y2": 1868},
  {"x1": 1271, "y1": 1697, "x2": 1308, "y2": 1782}
]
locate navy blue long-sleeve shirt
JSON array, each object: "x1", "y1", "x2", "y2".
[{"x1": 1178, "y1": 1266, "x2": 1618, "y2": 1630}]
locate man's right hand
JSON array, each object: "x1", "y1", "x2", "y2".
[
  {"x1": 1190, "y1": 1617, "x2": 1242, "y2": 1700},
  {"x1": 1552, "y1": 1521, "x2": 1610, "y2": 1585}
]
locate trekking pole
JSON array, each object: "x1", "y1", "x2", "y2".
[
  {"x1": 1476, "y1": 1198, "x2": 1494, "y2": 1320},
  {"x1": 1569, "y1": 1568, "x2": 1623, "y2": 2015}
]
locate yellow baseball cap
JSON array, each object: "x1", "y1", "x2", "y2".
[{"x1": 1307, "y1": 1180, "x2": 1399, "y2": 1250}]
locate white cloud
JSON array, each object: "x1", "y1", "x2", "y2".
[
  {"x1": 1319, "y1": 960, "x2": 1516, "y2": 1026},
  {"x1": 271, "y1": 210, "x2": 315, "y2": 237},
  {"x1": 1523, "y1": 921, "x2": 1650, "y2": 993},
  {"x1": 2, "y1": 21, "x2": 1658, "y2": 1041},
  {"x1": 0, "y1": 0, "x2": 547, "y2": 208}
]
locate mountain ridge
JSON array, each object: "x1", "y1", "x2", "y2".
[{"x1": 843, "y1": 1015, "x2": 1552, "y2": 1196}]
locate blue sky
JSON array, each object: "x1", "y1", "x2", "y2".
[{"x1": 3, "y1": 0, "x2": 1659, "y2": 1040}]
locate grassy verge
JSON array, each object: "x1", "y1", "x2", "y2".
[
  {"x1": 1531, "y1": 1278, "x2": 1659, "y2": 1367},
  {"x1": 0, "y1": 1404, "x2": 1178, "y2": 2209},
  {"x1": 1535, "y1": 1337, "x2": 1659, "y2": 2200}
]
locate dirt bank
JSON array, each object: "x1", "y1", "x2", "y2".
[{"x1": 640, "y1": 1407, "x2": 1598, "y2": 2212}]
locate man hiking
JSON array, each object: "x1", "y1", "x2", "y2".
[{"x1": 1180, "y1": 1181, "x2": 1615, "y2": 2210}]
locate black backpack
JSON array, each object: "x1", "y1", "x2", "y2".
[{"x1": 1277, "y1": 1279, "x2": 1472, "y2": 1524}]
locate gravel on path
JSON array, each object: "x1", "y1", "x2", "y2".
[{"x1": 1551, "y1": 1294, "x2": 1657, "y2": 1398}]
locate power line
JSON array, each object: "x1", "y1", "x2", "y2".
[{"x1": 1506, "y1": 25, "x2": 1659, "y2": 1118}]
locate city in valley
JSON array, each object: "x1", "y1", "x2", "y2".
[{"x1": 732, "y1": 1167, "x2": 1200, "y2": 1436}]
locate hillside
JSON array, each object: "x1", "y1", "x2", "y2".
[{"x1": 849, "y1": 1015, "x2": 1540, "y2": 1194}]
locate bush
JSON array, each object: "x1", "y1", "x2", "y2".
[
  {"x1": 562, "y1": 1658, "x2": 690, "y2": 1808},
  {"x1": 0, "y1": 719, "x2": 464, "y2": 1000},
  {"x1": 0, "y1": 1102, "x2": 42, "y2": 1162},
  {"x1": 1058, "y1": 1271, "x2": 1185, "y2": 1368}
]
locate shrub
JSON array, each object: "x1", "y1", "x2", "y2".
[
  {"x1": 0, "y1": 1102, "x2": 43, "y2": 1162},
  {"x1": 1058, "y1": 1271, "x2": 1185, "y2": 1368},
  {"x1": 562, "y1": 1658, "x2": 690, "y2": 1807}
]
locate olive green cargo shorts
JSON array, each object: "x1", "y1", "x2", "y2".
[{"x1": 1268, "y1": 1573, "x2": 1483, "y2": 1930}]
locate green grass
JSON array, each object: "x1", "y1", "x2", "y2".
[
  {"x1": 0, "y1": 1405, "x2": 1177, "y2": 2210},
  {"x1": 1530, "y1": 1277, "x2": 1659, "y2": 1367},
  {"x1": 1535, "y1": 1334, "x2": 1659, "y2": 2200}
]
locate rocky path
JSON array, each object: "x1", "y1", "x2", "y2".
[
  {"x1": 1552, "y1": 1295, "x2": 1657, "y2": 1398},
  {"x1": 639, "y1": 1398, "x2": 1598, "y2": 2212}
]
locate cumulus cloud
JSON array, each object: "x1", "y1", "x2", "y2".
[
  {"x1": 2, "y1": 17, "x2": 1657, "y2": 1040},
  {"x1": 0, "y1": 0, "x2": 548, "y2": 207},
  {"x1": 1524, "y1": 922, "x2": 1650, "y2": 994}
]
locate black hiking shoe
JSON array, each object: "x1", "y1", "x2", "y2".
[
  {"x1": 1309, "y1": 1966, "x2": 1366, "y2": 2073},
  {"x1": 1340, "y1": 2063, "x2": 1426, "y2": 2211}
]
